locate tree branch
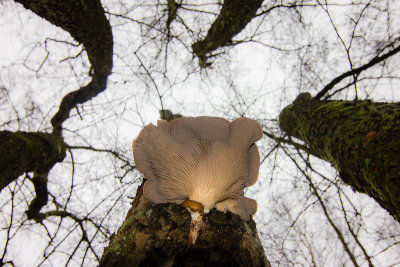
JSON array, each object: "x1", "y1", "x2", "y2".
[
  {"x1": 262, "y1": 130, "x2": 319, "y2": 158},
  {"x1": 314, "y1": 44, "x2": 400, "y2": 100},
  {"x1": 0, "y1": 131, "x2": 65, "y2": 191},
  {"x1": 25, "y1": 170, "x2": 50, "y2": 220},
  {"x1": 192, "y1": 0, "x2": 263, "y2": 66},
  {"x1": 14, "y1": 0, "x2": 114, "y2": 134}
]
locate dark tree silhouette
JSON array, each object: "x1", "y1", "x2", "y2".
[
  {"x1": 192, "y1": 0, "x2": 263, "y2": 67},
  {"x1": 0, "y1": 0, "x2": 113, "y2": 221}
]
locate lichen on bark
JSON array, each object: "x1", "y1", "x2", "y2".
[
  {"x1": 279, "y1": 94, "x2": 400, "y2": 222},
  {"x1": 100, "y1": 183, "x2": 270, "y2": 266}
]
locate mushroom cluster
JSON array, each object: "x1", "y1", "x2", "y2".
[{"x1": 132, "y1": 116, "x2": 262, "y2": 221}]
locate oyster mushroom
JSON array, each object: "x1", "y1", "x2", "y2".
[{"x1": 132, "y1": 116, "x2": 262, "y2": 221}]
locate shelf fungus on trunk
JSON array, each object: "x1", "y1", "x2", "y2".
[{"x1": 132, "y1": 116, "x2": 262, "y2": 244}]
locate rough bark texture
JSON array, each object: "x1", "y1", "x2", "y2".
[
  {"x1": 100, "y1": 183, "x2": 270, "y2": 267},
  {"x1": 192, "y1": 0, "x2": 263, "y2": 66},
  {"x1": 0, "y1": 131, "x2": 65, "y2": 191},
  {"x1": 279, "y1": 93, "x2": 400, "y2": 222},
  {"x1": 14, "y1": 0, "x2": 113, "y2": 134}
]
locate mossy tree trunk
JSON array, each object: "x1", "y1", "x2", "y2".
[
  {"x1": 0, "y1": 131, "x2": 65, "y2": 191},
  {"x1": 279, "y1": 93, "x2": 400, "y2": 222},
  {"x1": 100, "y1": 183, "x2": 270, "y2": 267}
]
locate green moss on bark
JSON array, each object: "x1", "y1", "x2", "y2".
[
  {"x1": 279, "y1": 95, "x2": 400, "y2": 222},
  {"x1": 0, "y1": 131, "x2": 66, "y2": 190},
  {"x1": 100, "y1": 184, "x2": 270, "y2": 266}
]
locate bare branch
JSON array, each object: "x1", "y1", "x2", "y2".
[{"x1": 314, "y1": 44, "x2": 400, "y2": 100}]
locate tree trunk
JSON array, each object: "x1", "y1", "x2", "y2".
[
  {"x1": 279, "y1": 93, "x2": 400, "y2": 222},
  {"x1": 192, "y1": 0, "x2": 263, "y2": 67},
  {"x1": 0, "y1": 131, "x2": 65, "y2": 191},
  {"x1": 100, "y1": 183, "x2": 270, "y2": 267}
]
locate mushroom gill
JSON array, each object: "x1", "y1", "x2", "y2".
[{"x1": 132, "y1": 116, "x2": 262, "y2": 221}]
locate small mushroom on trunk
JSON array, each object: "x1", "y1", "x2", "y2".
[{"x1": 132, "y1": 116, "x2": 262, "y2": 221}]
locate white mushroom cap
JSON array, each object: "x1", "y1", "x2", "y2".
[{"x1": 132, "y1": 116, "x2": 263, "y2": 221}]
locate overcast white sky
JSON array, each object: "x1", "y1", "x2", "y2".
[{"x1": 1, "y1": 0, "x2": 400, "y2": 266}]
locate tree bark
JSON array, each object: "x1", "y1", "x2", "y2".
[
  {"x1": 0, "y1": 131, "x2": 65, "y2": 191},
  {"x1": 279, "y1": 93, "x2": 400, "y2": 222},
  {"x1": 100, "y1": 183, "x2": 270, "y2": 267},
  {"x1": 192, "y1": 0, "x2": 263, "y2": 66}
]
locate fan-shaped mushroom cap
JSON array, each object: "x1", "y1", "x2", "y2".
[
  {"x1": 132, "y1": 116, "x2": 263, "y2": 221},
  {"x1": 215, "y1": 197, "x2": 257, "y2": 221}
]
